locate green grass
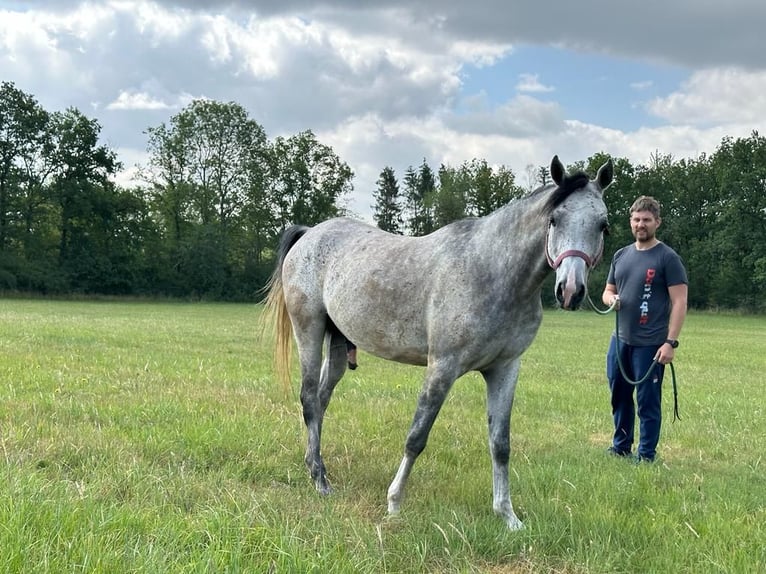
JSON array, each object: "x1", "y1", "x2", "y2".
[{"x1": 0, "y1": 299, "x2": 763, "y2": 573}]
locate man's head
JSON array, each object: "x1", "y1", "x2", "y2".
[
  {"x1": 630, "y1": 196, "x2": 661, "y2": 219},
  {"x1": 629, "y1": 195, "x2": 661, "y2": 245}
]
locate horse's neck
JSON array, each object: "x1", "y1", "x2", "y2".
[{"x1": 482, "y1": 200, "x2": 550, "y2": 289}]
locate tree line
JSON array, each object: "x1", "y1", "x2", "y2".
[{"x1": 1, "y1": 81, "x2": 764, "y2": 310}]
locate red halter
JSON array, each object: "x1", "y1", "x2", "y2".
[{"x1": 545, "y1": 229, "x2": 603, "y2": 270}]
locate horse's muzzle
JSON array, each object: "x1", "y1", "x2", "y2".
[
  {"x1": 554, "y1": 262, "x2": 587, "y2": 310},
  {"x1": 556, "y1": 280, "x2": 586, "y2": 310}
]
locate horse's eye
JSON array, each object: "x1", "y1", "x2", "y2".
[
  {"x1": 549, "y1": 216, "x2": 556, "y2": 227},
  {"x1": 601, "y1": 222, "x2": 610, "y2": 236}
]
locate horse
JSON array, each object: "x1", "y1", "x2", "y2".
[{"x1": 264, "y1": 155, "x2": 613, "y2": 530}]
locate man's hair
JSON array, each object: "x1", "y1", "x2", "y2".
[{"x1": 630, "y1": 195, "x2": 661, "y2": 218}]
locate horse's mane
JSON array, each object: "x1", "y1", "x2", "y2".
[{"x1": 540, "y1": 171, "x2": 591, "y2": 215}]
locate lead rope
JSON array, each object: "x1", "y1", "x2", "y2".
[{"x1": 587, "y1": 293, "x2": 680, "y2": 422}]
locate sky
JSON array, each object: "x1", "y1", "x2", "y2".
[{"x1": 2, "y1": 0, "x2": 766, "y2": 220}]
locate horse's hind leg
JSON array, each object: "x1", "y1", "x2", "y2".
[
  {"x1": 319, "y1": 330, "x2": 348, "y2": 415},
  {"x1": 294, "y1": 323, "x2": 334, "y2": 495},
  {"x1": 482, "y1": 358, "x2": 524, "y2": 530}
]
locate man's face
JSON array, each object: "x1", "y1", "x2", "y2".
[{"x1": 630, "y1": 209, "x2": 661, "y2": 243}]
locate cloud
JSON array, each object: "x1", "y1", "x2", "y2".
[
  {"x1": 647, "y1": 68, "x2": 766, "y2": 127},
  {"x1": 107, "y1": 90, "x2": 173, "y2": 110},
  {"x1": 516, "y1": 73, "x2": 554, "y2": 93},
  {"x1": 445, "y1": 95, "x2": 564, "y2": 138},
  {"x1": 3, "y1": 0, "x2": 766, "y2": 222}
]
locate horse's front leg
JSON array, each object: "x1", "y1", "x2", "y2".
[
  {"x1": 387, "y1": 361, "x2": 458, "y2": 516},
  {"x1": 482, "y1": 358, "x2": 524, "y2": 530}
]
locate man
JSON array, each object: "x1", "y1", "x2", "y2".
[{"x1": 601, "y1": 195, "x2": 688, "y2": 463}]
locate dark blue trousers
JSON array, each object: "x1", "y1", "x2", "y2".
[{"x1": 606, "y1": 335, "x2": 665, "y2": 460}]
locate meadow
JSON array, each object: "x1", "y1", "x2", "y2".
[{"x1": 0, "y1": 298, "x2": 763, "y2": 573}]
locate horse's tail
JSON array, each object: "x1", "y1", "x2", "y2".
[{"x1": 263, "y1": 225, "x2": 310, "y2": 395}]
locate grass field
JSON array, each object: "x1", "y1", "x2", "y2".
[{"x1": 0, "y1": 298, "x2": 763, "y2": 573}]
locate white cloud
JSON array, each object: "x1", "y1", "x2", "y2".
[
  {"x1": 111, "y1": 146, "x2": 150, "y2": 188},
  {"x1": 448, "y1": 39, "x2": 511, "y2": 67},
  {"x1": 107, "y1": 90, "x2": 172, "y2": 110},
  {"x1": 200, "y1": 13, "x2": 301, "y2": 78},
  {"x1": 647, "y1": 68, "x2": 766, "y2": 127},
  {"x1": 127, "y1": 0, "x2": 194, "y2": 43},
  {"x1": 516, "y1": 73, "x2": 554, "y2": 93},
  {"x1": 445, "y1": 94, "x2": 564, "y2": 138},
  {"x1": 3, "y1": 0, "x2": 766, "y2": 224}
]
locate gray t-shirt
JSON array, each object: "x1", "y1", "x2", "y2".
[{"x1": 606, "y1": 242, "x2": 688, "y2": 346}]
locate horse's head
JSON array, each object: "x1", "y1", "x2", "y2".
[{"x1": 545, "y1": 155, "x2": 613, "y2": 310}]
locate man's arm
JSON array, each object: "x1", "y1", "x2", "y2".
[
  {"x1": 666, "y1": 283, "x2": 688, "y2": 341},
  {"x1": 656, "y1": 283, "x2": 688, "y2": 364},
  {"x1": 602, "y1": 283, "x2": 620, "y2": 309}
]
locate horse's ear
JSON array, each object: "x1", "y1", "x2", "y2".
[
  {"x1": 596, "y1": 158, "x2": 614, "y2": 191},
  {"x1": 550, "y1": 155, "x2": 565, "y2": 186}
]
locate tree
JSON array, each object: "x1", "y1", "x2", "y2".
[
  {"x1": 140, "y1": 100, "x2": 270, "y2": 297},
  {"x1": 433, "y1": 163, "x2": 469, "y2": 227},
  {"x1": 372, "y1": 166, "x2": 403, "y2": 233},
  {"x1": 468, "y1": 159, "x2": 520, "y2": 216},
  {"x1": 0, "y1": 82, "x2": 51, "y2": 253},
  {"x1": 706, "y1": 132, "x2": 766, "y2": 309},
  {"x1": 143, "y1": 100, "x2": 268, "y2": 228},
  {"x1": 140, "y1": 103, "x2": 352, "y2": 298},
  {"x1": 4, "y1": 83, "x2": 766, "y2": 307},
  {"x1": 403, "y1": 159, "x2": 436, "y2": 236},
  {"x1": 269, "y1": 130, "x2": 353, "y2": 229},
  {"x1": 142, "y1": 122, "x2": 192, "y2": 244},
  {"x1": 47, "y1": 108, "x2": 122, "y2": 290}
]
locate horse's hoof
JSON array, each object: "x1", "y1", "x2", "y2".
[
  {"x1": 315, "y1": 481, "x2": 333, "y2": 496},
  {"x1": 386, "y1": 497, "x2": 401, "y2": 516},
  {"x1": 496, "y1": 505, "x2": 524, "y2": 530},
  {"x1": 383, "y1": 512, "x2": 404, "y2": 527}
]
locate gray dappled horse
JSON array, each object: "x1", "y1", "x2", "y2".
[{"x1": 265, "y1": 155, "x2": 613, "y2": 529}]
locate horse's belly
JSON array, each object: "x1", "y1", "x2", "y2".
[
  {"x1": 369, "y1": 344, "x2": 428, "y2": 367},
  {"x1": 332, "y1": 308, "x2": 429, "y2": 367}
]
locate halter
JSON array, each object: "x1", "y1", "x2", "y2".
[{"x1": 544, "y1": 227, "x2": 603, "y2": 270}]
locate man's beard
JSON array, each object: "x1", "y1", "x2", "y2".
[{"x1": 634, "y1": 229, "x2": 655, "y2": 243}]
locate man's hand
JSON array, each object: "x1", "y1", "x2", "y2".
[{"x1": 655, "y1": 343, "x2": 675, "y2": 365}]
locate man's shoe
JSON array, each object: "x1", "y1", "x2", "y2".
[
  {"x1": 606, "y1": 446, "x2": 632, "y2": 458},
  {"x1": 635, "y1": 454, "x2": 655, "y2": 463}
]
